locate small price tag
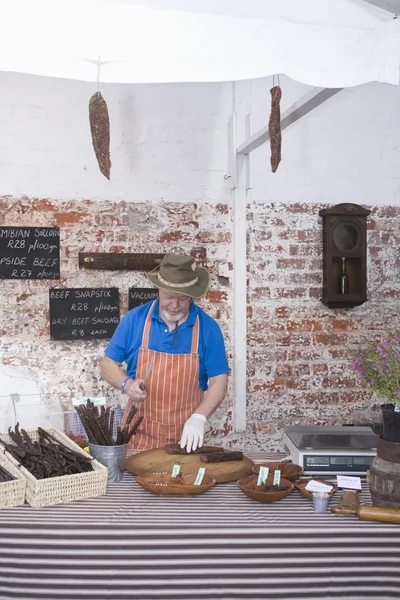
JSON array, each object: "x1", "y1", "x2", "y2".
[
  {"x1": 257, "y1": 466, "x2": 269, "y2": 486},
  {"x1": 194, "y1": 467, "x2": 206, "y2": 486},
  {"x1": 171, "y1": 464, "x2": 181, "y2": 478},
  {"x1": 73, "y1": 396, "x2": 106, "y2": 407},
  {"x1": 337, "y1": 475, "x2": 362, "y2": 490},
  {"x1": 305, "y1": 480, "x2": 333, "y2": 493},
  {"x1": 273, "y1": 470, "x2": 281, "y2": 486}
]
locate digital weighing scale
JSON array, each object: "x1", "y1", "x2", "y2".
[{"x1": 283, "y1": 426, "x2": 378, "y2": 475}]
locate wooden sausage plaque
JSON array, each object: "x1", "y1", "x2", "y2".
[{"x1": 79, "y1": 253, "x2": 165, "y2": 271}]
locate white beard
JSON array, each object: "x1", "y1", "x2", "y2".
[{"x1": 161, "y1": 309, "x2": 187, "y2": 324}]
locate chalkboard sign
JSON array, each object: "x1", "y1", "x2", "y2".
[
  {"x1": 49, "y1": 288, "x2": 120, "y2": 341},
  {"x1": 128, "y1": 287, "x2": 158, "y2": 311},
  {"x1": 0, "y1": 226, "x2": 60, "y2": 279}
]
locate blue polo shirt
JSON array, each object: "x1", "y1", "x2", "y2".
[{"x1": 104, "y1": 300, "x2": 229, "y2": 391}]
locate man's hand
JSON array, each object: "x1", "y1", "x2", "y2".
[
  {"x1": 124, "y1": 378, "x2": 147, "y2": 403},
  {"x1": 179, "y1": 413, "x2": 207, "y2": 453}
]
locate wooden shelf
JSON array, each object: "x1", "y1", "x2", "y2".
[
  {"x1": 320, "y1": 294, "x2": 367, "y2": 309},
  {"x1": 79, "y1": 252, "x2": 165, "y2": 271}
]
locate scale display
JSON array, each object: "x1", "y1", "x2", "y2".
[
  {"x1": 303, "y1": 454, "x2": 374, "y2": 472},
  {"x1": 283, "y1": 426, "x2": 378, "y2": 475}
]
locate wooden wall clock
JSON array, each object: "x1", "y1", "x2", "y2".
[{"x1": 319, "y1": 203, "x2": 370, "y2": 309}]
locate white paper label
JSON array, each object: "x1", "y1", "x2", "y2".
[
  {"x1": 171, "y1": 464, "x2": 181, "y2": 478},
  {"x1": 194, "y1": 467, "x2": 206, "y2": 486},
  {"x1": 73, "y1": 396, "x2": 106, "y2": 406},
  {"x1": 337, "y1": 475, "x2": 362, "y2": 490},
  {"x1": 257, "y1": 466, "x2": 269, "y2": 486},
  {"x1": 273, "y1": 470, "x2": 281, "y2": 486},
  {"x1": 305, "y1": 480, "x2": 333, "y2": 493}
]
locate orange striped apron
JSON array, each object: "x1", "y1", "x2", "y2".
[{"x1": 122, "y1": 302, "x2": 203, "y2": 450}]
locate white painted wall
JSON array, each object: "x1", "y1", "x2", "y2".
[
  {"x1": 0, "y1": 72, "x2": 232, "y2": 202},
  {"x1": 1, "y1": 72, "x2": 399, "y2": 207},
  {"x1": 234, "y1": 75, "x2": 400, "y2": 206}
]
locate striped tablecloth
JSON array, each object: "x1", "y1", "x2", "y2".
[{"x1": 0, "y1": 452, "x2": 400, "y2": 600}]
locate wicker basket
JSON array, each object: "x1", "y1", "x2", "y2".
[
  {"x1": 0, "y1": 452, "x2": 26, "y2": 509},
  {"x1": 0, "y1": 428, "x2": 108, "y2": 508}
]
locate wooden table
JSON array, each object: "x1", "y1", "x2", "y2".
[{"x1": 0, "y1": 452, "x2": 399, "y2": 599}]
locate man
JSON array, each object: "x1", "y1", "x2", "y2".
[{"x1": 100, "y1": 253, "x2": 229, "y2": 452}]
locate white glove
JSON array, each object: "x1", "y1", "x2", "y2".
[{"x1": 179, "y1": 413, "x2": 207, "y2": 453}]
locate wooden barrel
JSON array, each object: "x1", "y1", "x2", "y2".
[{"x1": 369, "y1": 437, "x2": 400, "y2": 509}]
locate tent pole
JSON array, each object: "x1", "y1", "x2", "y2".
[
  {"x1": 231, "y1": 84, "x2": 343, "y2": 433},
  {"x1": 245, "y1": 113, "x2": 253, "y2": 191},
  {"x1": 231, "y1": 81, "x2": 248, "y2": 433}
]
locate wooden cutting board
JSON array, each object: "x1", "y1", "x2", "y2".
[{"x1": 125, "y1": 448, "x2": 254, "y2": 484}]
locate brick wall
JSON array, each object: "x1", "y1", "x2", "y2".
[
  {"x1": 232, "y1": 202, "x2": 400, "y2": 450},
  {"x1": 2, "y1": 196, "x2": 399, "y2": 449},
  {"x1": 0, "y1": 196, "x2": 233, "y2": 430}
]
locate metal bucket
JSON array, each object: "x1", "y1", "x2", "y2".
[
  {"x1": 312, "y1": 492, "x2": 330, "y2": 514},
  {"x1": 88, "y1": 443, "x2": 128, "y2": 483}
]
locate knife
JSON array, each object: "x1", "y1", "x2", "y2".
[{"x1": 139, "y1": 357, "x2": 154, "y2": 391}]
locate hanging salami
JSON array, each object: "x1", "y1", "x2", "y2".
[
  {"x1": 268, "y1": 85, "x2": 282, "y2": 173},
  {"x1": 89, "y1": 92, "x2": 111, "y2": 180}
]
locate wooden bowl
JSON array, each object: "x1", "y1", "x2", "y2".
[
  {"x1": 237, "y1": 474, "x2": 294, "y2": 503},
  {"x1": 136, "y1": 472, "x2": 216, "y2": 496},
  {"x1": 294, "y1": 479, "x2": 338, "y2": 500},
  {"x1": 252, "y1": 461, "x2": 304, "y2": 483}
]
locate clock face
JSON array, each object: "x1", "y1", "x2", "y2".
[{"x1": 332, "y1": 221, "x2": 361, "y2": 252}]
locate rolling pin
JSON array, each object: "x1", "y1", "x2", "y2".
[
  {"x1": 332, "y1": 503, "x2": 400, "y2": 524},
  {"x1": 358, "y1": 505, "x2": 400, "y2": 525}
]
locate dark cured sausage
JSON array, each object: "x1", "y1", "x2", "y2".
[
  {"x1": 165, "y1": 444, "x2": 225, "y2": 455},
  {"x1": 200, "y1": 451, "x2": 244, "y2": 463},
  {"x1": 269, "y1": 85, "x2": 282, "y2": 173},
  {"x1": 89, "y1": 92, "x2": 111, "y2": 180}
]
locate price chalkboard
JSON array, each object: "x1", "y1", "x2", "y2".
[
  {"x1": 0, "y1": 226, "x2": 60, "y2": 279},
  {"x1": 128, "y1": 287, "x2": 158, "y2": 311},
  {"x1": 49, "y1": 288, "x2": 120, "y2": 341}
]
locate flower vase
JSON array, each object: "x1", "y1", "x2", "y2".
[{"x1": 381, "y1": 404, "x2": 400, "y2": 443}]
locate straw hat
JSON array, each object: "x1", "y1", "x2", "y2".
[{"x1": 146, "y1": 254, "x2": 209, "y2": 299}]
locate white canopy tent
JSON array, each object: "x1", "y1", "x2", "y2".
[
  {"x1": 1, "y1": 0, "x2": 399, "y2": 86},
  {"x1": 1, "y1": 0, "x2": 399, "y2": 431}
]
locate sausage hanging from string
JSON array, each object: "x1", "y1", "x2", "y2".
[
  {"x1": 269, "y1": 84, "x2": 282, "y2": 173},
  {"x1": 89, "y1": 92, "x2": 111, "y2": 180}
]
